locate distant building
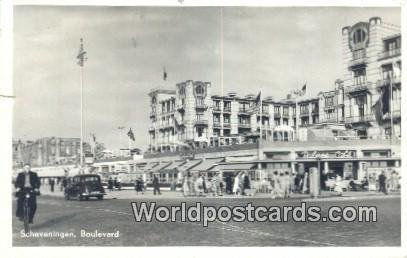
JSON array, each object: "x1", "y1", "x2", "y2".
[{"x1": 13, "y1": 137, "x2": 89, "y2": 167}]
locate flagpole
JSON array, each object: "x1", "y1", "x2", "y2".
[
  {"x1": 79, "y1": 42, "x2": 84, "y2": 173},
  {"x1": 295, "y1": 95, "x2": 299, "y2": 141},
  {"x1": 390, "y1": 67, "x2": 393, "y2": 145}
]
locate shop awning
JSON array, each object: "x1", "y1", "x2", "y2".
[
  {"x1": 149, "y1": 162, "x2": 172, "y2": 173},
  {"x1": 142, "y1": 162, "x2": 159, "y2": 172},
  {"x1": 161, "y1": 160, "x2": 186, "y2": 171},
  {"x1": 211, "y1": 163, "x2": 256, "y2": 171},
  {"x1": 190, "y1": 158, "x2": 224, "y2": 172},
  {"x1": 177, "y1": 159, "x2": 202, "y2": 171}
]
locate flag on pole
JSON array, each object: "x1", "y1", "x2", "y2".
[
  {"x1": 301, "y1": 83, "x2": 306, "y2": 95},
  {"x1": 249, "y1": 90, "x2": 262, "y2": 113},
  {"x1": 127, "y1": 128, "x2": 135, "y2": 141},
  {"x1": 163, "y1": 67, "x2": 167, "y2": 81},
  {"x1": 77, "y1": 38, "x2": 87, "y2": 67}
]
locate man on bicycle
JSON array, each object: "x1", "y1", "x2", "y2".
[{"x1": 15, "y1": 163, "x2": 41, "y2": 224}]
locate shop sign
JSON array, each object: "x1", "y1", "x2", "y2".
[{"x1": 296, "y1": 150, "x2": 355, "y2": 159}]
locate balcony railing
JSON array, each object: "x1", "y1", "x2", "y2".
[
  {"x1": 223, "y1": 106, "x2": 231, "y2": 112},
  {"x1": 345, "y1": 114, "x2": 374, "y2": 123},
  {"x1": 195, "y1": 103, "x2": 207, "y2": 109},
  {"x1": 274, "y1": 112, "x2": 281, "y2": 119},
  {"x1": 213, "y1": 106, "x2": 221, "y2": 112},
  {"x1": 195, "y1": 120, "x2": 208, "y2": 126},
  {"x1": 348, "y1": 56, "x2": 368, "y2": 68},
  {"x1": 238, "y1": 123, "x2": 251, "y2": 128},
  {"x1": 378, "y1": 48, "x2": 401, "y2": 60},
  {"x1": 223, "y1": 122, "x2": 231, "y2": 128},
  {"x1": 239, "y1": 108, "x2": 250, "y2": 114},
  {"x1": 312, "y1": 109, "x2": 319, "y2": 114},
  {"x1": 344, "y1": 82, "x2": 372, "y2": 94},
  {"x1": 213, "y1": 121, "x2": 221, "y2": 127},
  {"x1": 376, "y1": 76, "x2": 401, "y2": 88},
  {"x1": 299, "y1": 111, "x2": 309, "y2": 117}
]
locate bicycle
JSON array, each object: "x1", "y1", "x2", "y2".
[{"x1": 22, "y1": 190, "x2": 32, "y2": 234}]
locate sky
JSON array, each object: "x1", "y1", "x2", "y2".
[{"x1": 13, "y1": 6, "x2": 400, "y2": 150}]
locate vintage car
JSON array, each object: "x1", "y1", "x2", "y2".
[{"x1": 64, "y1": 174, "x2": 106, "y2": 201}]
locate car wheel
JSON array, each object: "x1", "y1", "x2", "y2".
[
  {"x1": 77, "y1": 194, "x2": 83, "y2": 201},
  {"x1": 64, "y1": 193, "x2": 70, "y2": 200},
  {"x1": 97, "y1": 196, "x2": 103, "y2": 200},
  {"x1": 85, "y1": 197, "x2": 90, "y2": 201}
]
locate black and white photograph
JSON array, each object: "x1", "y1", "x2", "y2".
[{"x1": 2, "y1": 1, "x2": 405, "y2": 254}]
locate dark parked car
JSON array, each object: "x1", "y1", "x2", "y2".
[{"x1": 64, "y1": 174, "x2": 106, "y2": 201}]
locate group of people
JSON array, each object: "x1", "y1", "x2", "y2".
[
  {"x1": 182, "y1": 172, "x2": 224, "y2": 197},
  {"x1": 107, "y1": 177, "x2": 122, "y2": 191}
]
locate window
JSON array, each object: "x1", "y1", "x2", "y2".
[
  {"x1": 151, "y1": 96, "x2": 157, "y2": 104},
  {"x1": 283, "y1": 106, "x2": 289, "y2": 116},
  {"x1": 274, "y1": 118, "x2": 280, "y2": 126},
  {"x1": 300, "y1": 104, "x2": 309, "y2": 115},
  {"x1": 325, "y1": 96, "x2": 334, "y2": 107},
  {"x1": 224, "y1": 114, "x2": 230, "y2": 123},
  {"x1": 196, "y1": 97, "x2": 205, "y2": 106},
  {"x1": 224, "y1": 101, "x2": 231, "y2": 111},
  {"x1": 353, "y1": 29, "x2": 366, "y2": 44},
  {"x1": 195, "y1": 85, "x2": 205, "y2": 96},
  {"x1": 262, "y1": 105, "x2": 268, "y2": 113},
  {"x1": 213, "y1": 115, "x2": 220, "y2": 123},
  {"x1": 274, "y1": 106, "x2": 281, "y2": 115},
  {"x1": 213, "y1": 100, "x2": 220, "y2": 110},
  {"x1": 353, "y1": 68, "x2": 366, "y2": 85},
  {"x1": 196, "y1": 113, "x2": 204, "y2": 121},
  {"x1": 382, "y1": 64, "x2": 393, "y2": 79},
  {"x1": 179, "y1": 86, "x2": 186, "y2": 96}
]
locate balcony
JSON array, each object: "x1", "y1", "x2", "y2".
[
  {"x1": 312, "y1": 109, "x2": 319, "y2": 115},
  {"x1": 195, "y1": 120, "x2": 208, "y2": 126},
  {"x1": 344, "y1": 82, "x2": 372, "y2": 94},
  {"x1": 223, "y1": 106, "x2": 231, "y2": 113},
  {"x1": 345, "y1": 114, "x2": 374, "y2": 123},
  {"x1": 223, "y1": 122, "x2": 231, "y2": 128},
  {"x1": 148, "y1": 126, "x2": 156, "y2": 132},
  {"x1": 376, "y1": 76, "x2": 401, "y2": 88},
  {"x1": 195, "y1": 103, "x2": 208, "y2": 110},
  {"x1": 348, "y1": 57, "x2": 368, "y2": 68},
  {"x1": 213, "y1": 106, "x2": 221, "y2": 112},
  {"x1": 238, "y1": 108, "x2": 251, "y2": 114},
  {"x1": 274, "y1": 113, "x2": 281, "y2": 119},
  {"x1": 238, "y1": 123, "x2": 251, "y2": 128},
  {"x1": 213, "y1": 121, "x2": 221, "y2": 128},
  {"x1": 378, "y1": 48, "x2": 401, "y2": 60},
  {"x1": 299, "y1": 111, "x2": 309, "y2": 117}
]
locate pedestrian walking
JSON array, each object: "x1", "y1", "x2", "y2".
[
  {"x1": 225, "y1": 174, "x2": 233, "y2": 194},
  {"x1": 135, "y1": 177, "x2": 144, "y2": 195},
  {"x1": 378, "y1": 171, "x2": 387, "y2": 195},
  {"x1": 152, "y1": 175, "x2": 161, "y2": 195},
  {"x1": 243, "y1": 172, "x2": 250, "y2": 196},
  {"x1": 108, "y1": 177, "x2": 114, "y2": 191},
  {"x1": 182, "y1": 174, "x2": 190, "y2": 197},
  {"x1": 49, "y1": 178, "x2": 55, "y2": 192},
  {"x1": 232, "y1": 172, "x2": 241, "y2": 195}
]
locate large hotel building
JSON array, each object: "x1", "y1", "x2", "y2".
[{"x1": 40, "y1": 17, "x2": 404, "y2": 187}]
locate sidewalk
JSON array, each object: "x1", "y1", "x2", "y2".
[{"x1": 40, "y1": 186, "x2": 400, "y2": 200}]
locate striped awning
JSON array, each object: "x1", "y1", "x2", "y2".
[
  {"x1": 177, "y1": 159, "x2": 202, "y2": 171},
  {"x1": 161, "y1": 160, "x2": 186, "y2": 171},
  {"x1": 190, "y1": 158, "x2": 224, "y2": 172},
  {"x1": 211, "y1": 163, "x2": 256, "y2": 171},
  {"x1": 149, "y1": 162, "x2": 172, "y2": 173},
  {"x1": 142, "y1": 162, "x2": 159, "y2": 172}
]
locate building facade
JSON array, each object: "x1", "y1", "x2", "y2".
[{"x1": 147, "y1": 17, "x2": 401, "y2": 154}]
